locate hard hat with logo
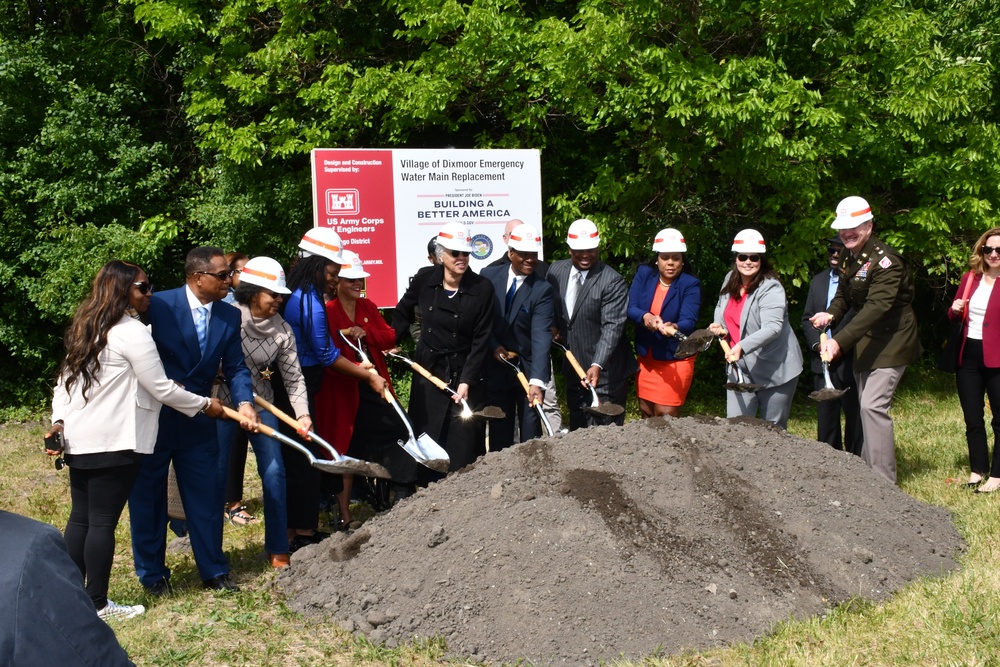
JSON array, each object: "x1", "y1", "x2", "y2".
[
  {"x1": 339, "y1": 250, "x2": 370, "y2": 280},
  {"x1": 832, "y1": 196, "x2": 873, "y2": 229},
  {"x1": 566, "y1": 219, "x2": 600, "y2": 250},
  {"x1": 731, "y1": 229, "x2": 766, "y2": 254},
  {"x1": 652, "y1": 228, "x2": 687, "y2": 253},
  {"x1": 508, "y1": 223, "x2": 543, "y2": 252},
  {"x1": 436, "y1": 222, "x2": 474, "y2": 252},
  {"x1": 238, "y1": 256, "x2": 291, "y2": 294},
  {"x1": 298, "y1": 227, "x2": 345, "y2": 263}
]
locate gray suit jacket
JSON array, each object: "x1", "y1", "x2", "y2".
[
  {"x1": 548, "y1": 259, "x2": 637, "y2": 382},
  {"x1": 713, "y1": 273, "x2": 803, "y2": 388}
]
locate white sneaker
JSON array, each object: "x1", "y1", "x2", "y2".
[{"x1": 97, "y1": 599, "x2": 146, "y2": 620}]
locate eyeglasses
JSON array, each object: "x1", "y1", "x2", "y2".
[
  {"x1": 195, "y1": 270, "x2": 234, "y2": 281},
  {"x1": 736, "y1": 254, "x2": 761, "y2": 263},
  {"x1": 448, "y1": 250, "x2": 471, "y2": 258},
  {"x1": 827, "y1": 246, "x2": 842, "y2": 255},
  {"x1": 981, "y1": 245, "x2": 1000, "y2": 256},
  {"x1": 132, "y1": 281, "x2": 154, "y2": 295}
]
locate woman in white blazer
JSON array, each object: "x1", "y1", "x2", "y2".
[
  {"x1": 46, "y1": 261, "x2": 224, "y2": 620},
  {"x1": 708, "y1": 230, "x2": 802, "y2": 429}
]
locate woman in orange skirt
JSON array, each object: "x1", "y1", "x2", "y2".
[{"x1": 627, "y1": 228, "x2": 702, "y2": 417}]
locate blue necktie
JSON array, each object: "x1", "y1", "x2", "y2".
[
  {"x1": 195, "y1": 306, "x2": 208, "y2": 355},
  {"x1": 505, "y1": 279, "x2": 518, "y2": 313}
]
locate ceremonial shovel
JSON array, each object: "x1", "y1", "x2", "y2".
[
  {"x1": 497, "y1": 352, "x2": 555, "y2": 437},
  {"x1": 550, "y1": 340, "x2": 625, "y2": 417},
  {"x1": 386, "y1": 351, "x2": 506, "y2": 419},
  {"x1": 661, "y1": 324, "x2": 715, "y2": 359},
  {"x1": 717, "y1": 338, "x2": 762, "y2": 393},
  {"x1": 808, "y1": 332, "x2": 848, "y2": 402},
  {"x1": 222, "y1": 404, "x2": 391, "y2": 478},
  {"x1": 338, "y1": 333, "x2": 451, "y2": 473}
]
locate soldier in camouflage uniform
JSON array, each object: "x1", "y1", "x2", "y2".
[{"x1": 809, "y1": 196, "x2": 922, "y2": 484}]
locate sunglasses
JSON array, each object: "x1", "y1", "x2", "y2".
[
  {"x1": 132, "y1": 281, "x2": 154, "y2": 295},
  {"x1": 448, "y1": 250, "x2": 471, "y2": 258},
  {"x1": 342, "y1": 277, "x2": 364, "y2": 283},
  {"x1": 736, "y1": 254, "x2": 761, "y2": 263},
  {"x1": 981, "y1": 245, "x2": 1000, "y2": 256},
  {"x1": 827, "y1": 246, "x2": 842, "y2": 255},
  {"x1": 195, "y1": 270, "x2": 234, "y2": 281}
]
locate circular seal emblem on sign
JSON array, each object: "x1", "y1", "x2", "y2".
[{"x1": 471, "y1": 234, "x2": 493, "y2": 261}]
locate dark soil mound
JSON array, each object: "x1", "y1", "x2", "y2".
[{"x1": 277, "y1": 416, "x2": 963, "y2": 665}]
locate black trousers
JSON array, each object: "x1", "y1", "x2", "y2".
[
  {"x1": 956, "y1": 338, "x2": 1000, "y2": 477},
  {"x1": 65, "y1": 461, "x2": 141, "y2": 610},
  {"x1": 813, "y1": 372, "x2": 864, "y2": 456},
  {"x1": 277, "y1": 364, "x2": 324, "y2": 531}
]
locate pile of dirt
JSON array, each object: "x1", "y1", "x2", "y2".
[{"x1": 277, "y1": 416, "x2": 963, "y2": 665}]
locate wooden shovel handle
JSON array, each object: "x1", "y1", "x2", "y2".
[
  {"x1": 253, "y1": 395, "x2": 307, "y2": 436},
  {"x1": 718, "y1": 337, "x2": 733, "y2": 356},
  {"x1": 222, "y1": 405, "x2": 277, "y2": 438},
  {"x1": 515, "y1": 370, "x2": 532, "y2": 396},
  {"x1": 819, "y1": 332, "x2": 831, "y2": 363},
  {"x1": 563, "y1": 349, "x2": 589, "y2": 381},
  {"x1": 409, "y1": 359, "x2": 451, "y2": 391}
]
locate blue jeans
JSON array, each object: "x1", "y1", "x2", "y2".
[{"x1": 217, "y1": 411, "x2": 289, "y2": 555}]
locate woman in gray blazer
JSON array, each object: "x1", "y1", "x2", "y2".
[{"x1": 708, "y1": 230, "x2": 803, "y2": 429}]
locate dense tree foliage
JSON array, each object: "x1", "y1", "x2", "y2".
[{"x1": 2, "y1": 0, "x2": 999, "y2": 409}]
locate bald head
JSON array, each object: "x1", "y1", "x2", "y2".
[{"x1": 503, "y1": 219, "x2": 524, "y2": 246}]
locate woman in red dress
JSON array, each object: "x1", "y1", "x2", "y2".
[{"x1": 315, "y1": 251, "x2": 414, "y2": 526}]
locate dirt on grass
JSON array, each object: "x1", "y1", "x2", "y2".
[{"x1": 277, "y1": 416, "x2": 963, "y2": 665}]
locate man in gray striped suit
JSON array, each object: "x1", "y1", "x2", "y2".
[{"x1": 548, "y1": 219, "x2": 637, "y2": 430}]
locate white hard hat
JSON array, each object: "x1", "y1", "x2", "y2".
[
  {"x1": 508, "y1": 223, "x2": 542, "y2": 252},
  {"x1": 436, "y1": 222, "x2": 474, "y2": 252},
  {"x1": 652, "y1": 228, "x2": 687, "y2": 253},
  {"x1": 298, "y1": 227, "x2": 345, "y2": 263},
  {"x1": 832, "y1": 196, "x2": 873, "y2": 229},
  {"x1": 566, "y1": 219, "x2": 600, "y2": 250},
  {"x1": 731, "y1": 229, "x2": 766, "y2": 254},
  {"x1": 339, "y1": 250, "x2": 370, "y2": 280},
  {"x1": 239, "y1": 256, "x2": 291, "y2": 294}
]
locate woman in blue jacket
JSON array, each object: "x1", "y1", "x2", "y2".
[{"x1": 628, "y1": 228, "x2": 702, "y2": 418}]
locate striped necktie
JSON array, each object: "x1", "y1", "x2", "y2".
[{"x1": 195, "y1": 306, "x2": 208, "y2": 355}]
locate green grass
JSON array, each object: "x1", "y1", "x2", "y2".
[{"x1": 3, "y1": 360, "x2": 998, "y2": 666}]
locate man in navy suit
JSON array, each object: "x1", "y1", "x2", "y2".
[
  {"x1": 802, "y1": 237, "x2": 863, "y2": 456},
  {"x1": 128, "y1": 247, "x2": 258, "y2": 594},
  {"x1": 482, "y1": 224, "x2": 555, "y2": 448}
]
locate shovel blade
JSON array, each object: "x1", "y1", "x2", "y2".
[
  {"x1": 401, "y1": 433, "x2": 451, "y2": 473},
  {"x1": 809, "y1": 387, "x2": 847, "y2": 402},
  {"x1": 584, "y1": 402, "x2": 625, "y2": 417},
  {"x1": 674, "y1": 330, "x2": 714, "y2": 359},
  {"x1": 313, "y1": 458, "x2": 392, "y2": 479},
  {"x1": 475, "y1": 405, "x2": 507, "y2": 420}
]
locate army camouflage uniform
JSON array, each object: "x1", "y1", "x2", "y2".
[{"x1": 826, "y1": 235, "x2": 922, "y2": 483}]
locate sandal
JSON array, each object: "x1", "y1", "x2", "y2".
[{"x1": 226, "y1": 505, "x2": 258, "y2": 526}]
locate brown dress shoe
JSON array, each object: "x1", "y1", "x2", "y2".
[{"x1": 269, "y1": 553, "x2": 290, "y2": 569}]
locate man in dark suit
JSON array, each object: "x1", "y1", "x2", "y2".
[
  {"x1": 548, "y1": 219, "x2": 637, "y2": 430},
  {"x1": 0, "y1": 510, "x2": 135, "y2": 666},
  {"x1": 802, "y1": 237, "x2": 863, "y2": 456},
  {"x1": 129, "y1": 247, "x2": 258, "y2": 594},
  {"x1": 483, "y1": 223, "x2": 555, "y2": 448}
]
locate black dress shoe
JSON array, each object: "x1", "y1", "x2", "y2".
[
  {"x1": 202, "y1": 574, "x2": 239, "y2": 592},
  {"x1": 144, "y1": 578, "x2": 173, "y2": 597}
]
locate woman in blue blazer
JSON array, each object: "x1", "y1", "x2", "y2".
[{"x1": 628, "y1": 229, "x2": 702, "y2": 417}]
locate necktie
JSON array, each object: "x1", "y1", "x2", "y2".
[
  {"x1": 505, "y1": 278, "x2": 518, "y2": 314},
  {"x1": 195, "y1": 306, "x2": 208, "y2": 355},
  {"x1": 566, "y1": 271, "x2": 582, "y2": 319}
]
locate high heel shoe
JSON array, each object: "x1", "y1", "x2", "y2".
[
  {"x1": 967, "y1": 472, "x2": 984, "y2": 488},
  {"x1": 269, "y1": 553, "x2": 290, "y2": 569},
  {"x1": 975, "y1": 477, "x2": 1000, "y2": 494}
]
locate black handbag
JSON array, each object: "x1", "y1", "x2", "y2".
[{"x1": 938, "y1": 276, "x2": 973, "y2": 373}]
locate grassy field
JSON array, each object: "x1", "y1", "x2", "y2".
[{"x1": 3, "y1": 360, "x2": 999, "y2": 666}]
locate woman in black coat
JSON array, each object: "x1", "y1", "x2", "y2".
[{"x1": 392, "y1": 222, "x2": 495, "y2": 474}]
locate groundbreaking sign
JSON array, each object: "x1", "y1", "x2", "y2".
[{"x1": 311, "y1": 148, "x2": 542, "y2": 306}]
